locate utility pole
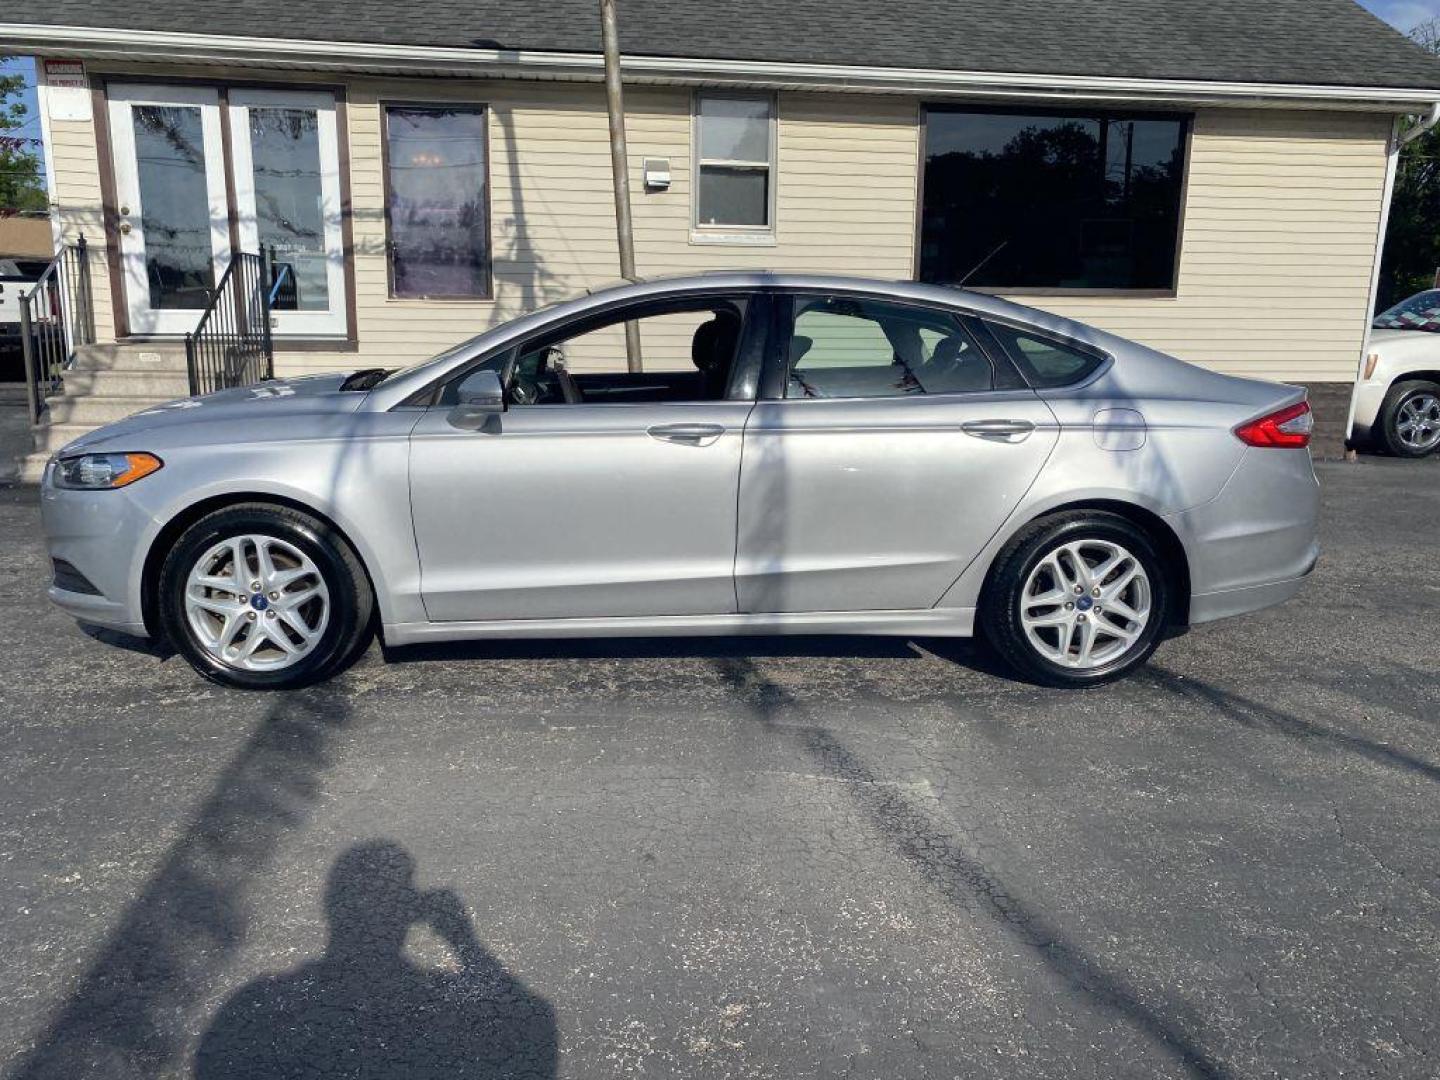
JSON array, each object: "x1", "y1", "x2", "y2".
[{"x1": 600, "y1": 0, "x2": 643, "y2": 371}]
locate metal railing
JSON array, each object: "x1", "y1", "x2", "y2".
[
  {"x1": 185, "y1": 251, "x2": 275, "y2": 397},
  {"x1": 19, "y1": 236, "x2": 96, "y2": 425}
]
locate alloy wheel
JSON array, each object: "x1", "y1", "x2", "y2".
[
  {"x1": 1396, "y1": 391, "x2": 1440, "y2": 453},
  {"x1": 184, "y1": 533, "x2": 330, "y2": 672},
  {"x1": 1019, "y1": 539, "x2": 1152, "y2": 670}
]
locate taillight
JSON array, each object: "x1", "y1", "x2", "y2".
[{"x1": 1235, "y1": 401, "x2": 1313, "y2": 448}]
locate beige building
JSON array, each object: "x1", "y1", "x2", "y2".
[{"x1": 5, "y1": 0, "x2": 1440, "y2": 463}]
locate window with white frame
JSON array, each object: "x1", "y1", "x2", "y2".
[{"x1": 694, "y1": 94, "x2": 775, "y2": 232}]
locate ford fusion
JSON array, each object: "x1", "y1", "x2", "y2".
[{"x1": 40, "y1": 273, "x2": 1320, "y2": 690}]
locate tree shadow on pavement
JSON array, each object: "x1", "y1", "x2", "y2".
[
  {"x1": 8, "y1": 688, "x2": 350, "y2": 1080},
  {"x1": 1141, "y1": 666, "x2": 1440, "y2": 784},
  {"x1": 195, "y1": 841, "x2": 557, "y2": 1080},
  {"x1": 714, "y1": 655, "x2": 1234, "y2": 1080}
]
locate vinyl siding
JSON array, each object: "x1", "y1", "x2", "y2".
[
  {"x1": 51, "y1": 67, "x2": 1391, "y2": 383},
  {"x1": 44, "y1": 92, "x2": 118, "y2": 344}
]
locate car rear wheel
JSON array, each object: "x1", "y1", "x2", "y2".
[
  {"x1": 158, "y1": 503, "x2": 373, "y2": 690},
  {"x1": 982, "y1": 512, "x2": 1170, "y2": 688},
  {"x1": 1379, "y1": 379, "x2": 1440, "y2": 458}
]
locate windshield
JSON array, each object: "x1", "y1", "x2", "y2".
[
  {"x1": 370, "y1": 337, "x2": 482, "y2": 388},
  {"x1": 370, "y1": 292, "x2": 589, "y2": 389},
  {"x1": 1374, "y1": 290, "x2": 1440, "y2": 332}
]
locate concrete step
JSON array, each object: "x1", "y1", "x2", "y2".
[
  {"x1": 18, "y1": 451, "x2": 50, "y2": 484},
  {"x1": 71, "y1": 341, "x2": 189, "y2": 373},
  {"x1": 45, "y1": 394, "x2": 172, "y2": 426},
  {"x1": 60, "y1": 368, "x2": 192, "y2": 398}
]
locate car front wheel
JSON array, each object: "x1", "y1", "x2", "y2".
[
  {"x1": 1378, "y1": 379, "x2": 1440, "y2": 458},
  {"x1": 982, "y1": 512, "x2": 1170, "y2": 688},
  {"x1": 158, "y1": 503, "x2": 374, "y2": 690}
]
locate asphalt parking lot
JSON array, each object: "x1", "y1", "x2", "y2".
[{"x1": 1, "y1": 458, "x2": 1437, "y2": 1080}]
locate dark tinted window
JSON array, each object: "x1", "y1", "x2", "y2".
[
  {"x1": 785, "y1": 296, "x2": 992, "y2": 399},
  {"x1": 987, "y1": 323, "x2": 1104, "y2": 388},
  {"x1": 920, "y1": 108, "x2": 1188, "y2": 291},
  {"x1": 385, "y1": 105, "x2": 489, "y2": 298}
]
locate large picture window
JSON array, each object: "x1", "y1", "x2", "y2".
[
  {"x1": 919, "y1": 107, "x2": 1189, "y2": 293},
  {"x1": 383, "y1": 104, "x2": 490, "y2": 299}
]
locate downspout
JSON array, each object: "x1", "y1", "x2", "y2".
[{"x1": 1346, "y1": 103, "x2": 1440, "y2": 456}]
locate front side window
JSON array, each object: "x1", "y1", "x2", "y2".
[
  {"x1": 920, "y1": 107, "x2": 1189, "y2": 292},
  {"x1": 784, "y1": 296, "x2": 992, "y2": 399},
  {"x1": 384, "y1": 104, "x2": 490, "y2": 298},
  {"x1": 478, "y1": 297, "x2": 750, "y2": 406},
  {"x1": 695, "y1": 95, "x2": 775, "y2": 231}
]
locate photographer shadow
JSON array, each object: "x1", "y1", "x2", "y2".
[{"x1": 195, "y1": 841, "x2": 557, "y2": 1080}]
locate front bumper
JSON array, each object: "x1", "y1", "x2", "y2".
[
  {"x1": 40, "y1": 465, "x2": 153, "y2": 636},
  {"x1": 1349, "y1": 380, "x2": 1388, "y2": 445}
]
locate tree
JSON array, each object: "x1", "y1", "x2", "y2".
[
  {"x1": 0, "y1": 56, "x2": 46, "y2": 215},
  {"x1": 1376, "y1": 23, "x2": 1440, "y2": 310}
]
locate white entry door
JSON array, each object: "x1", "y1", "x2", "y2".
[
  {"x1": 108, "y1": 84, "x2": 231, "y2": 335},
  {"x1": 227, "y1": 89, "x2": 347, "y2": 337}
]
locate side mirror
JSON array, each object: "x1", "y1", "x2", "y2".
[{"x1": 447, "y1": 370, "x2": 506, "y2": 431}]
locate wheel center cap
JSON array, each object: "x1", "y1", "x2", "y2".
[
  {"x1": 1076, "y1": 596, "x2": 1094, "y2": 611},
  {"x1": 250, "y1": 594, "x2": 269, "y2": 611}
]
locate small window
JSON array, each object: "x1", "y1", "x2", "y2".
[
  {"x1": 498, "y1": 298, "x2": 750, "y2": 406},
  {"x1": 986, "y1": 323, "x2": 1104, "y2": 388},
  {"x1": 785, "y1": 296, "x2": 992, "y2": 399},
  {"x1": 695, "y1": 95, "x2": 775, "y2": 231},
  {"x1": 384, "y1": 104, "x2": 490, "y2": 298}
]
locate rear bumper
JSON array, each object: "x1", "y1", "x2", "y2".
[
  {"x1": 39, "y1": 471, "x2": 153, "y2": 637},
  {"x1": 1187, "y1": 557, "x2": 1317, "y2": 625},
  {"x1": 1165, "y1": 446, "x2": 1320, "y2": 625}
]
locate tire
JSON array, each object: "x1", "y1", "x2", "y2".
[
  {"x1": 981, "y1": 511, "x2": 1171, "y2": 689},
  {"x1": 158, "y1": 503, "x2": 374, "y2": 690},
  {"x1": 1378, "y1": 379, "x2": 1440, "y2": 458}
]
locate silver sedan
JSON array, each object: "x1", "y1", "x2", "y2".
[{"x1": 39, "y1": 273, "x2": 1320, "y2": 690}]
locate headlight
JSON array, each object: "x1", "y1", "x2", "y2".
[{"x1": 54, "y1": 452, "x2": 163, "y2": 490}]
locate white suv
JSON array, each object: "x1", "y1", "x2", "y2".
[{"x1": 1352, "y1": 290, "x2": 1440, "y2": 458}]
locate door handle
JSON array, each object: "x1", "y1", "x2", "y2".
[
  {"x1": 961, "y1": 418, "x2": 1035, "y2": 442},
  {"x1": 648, "y1": 423, "x2": 725, "y2": 446}
]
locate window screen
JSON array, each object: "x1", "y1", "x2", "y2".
[{"x1": 695, "y1": 95, "x2": 774, "y2": 230}]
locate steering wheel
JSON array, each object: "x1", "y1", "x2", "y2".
[{"x1": 509, "y1": 374, "x2": 540, "y2": 406}]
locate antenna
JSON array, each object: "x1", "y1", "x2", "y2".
[{"x1": 958, "y1": 240, "x2": 1008, "y2": 288}]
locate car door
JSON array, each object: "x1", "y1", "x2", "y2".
[
  {"x1": 408, "y1": 292, "x2": 762, "y2": 622},
  {"x1": 735, "y1": 291, "x2": 1059, "y2": 613}
]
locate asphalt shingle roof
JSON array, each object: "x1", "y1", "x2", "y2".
[{"x1": 23, "y1": 0, "x2": 1440, "y2": 90}]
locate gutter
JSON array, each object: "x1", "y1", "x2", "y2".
[
  {"x1": 3, "y1": 22, "x2": 1440, "y2": 110},
  {"x1": 1398, "y1": 100, "x2": 1440, "y2": 144}
]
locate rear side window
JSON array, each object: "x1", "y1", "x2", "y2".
[
  {"x1": 785, "y1": 295, "x2": 993, "y2": 399},
  {"x1": 986, "y1": 323, "x2": 1104, "y2": 388}
]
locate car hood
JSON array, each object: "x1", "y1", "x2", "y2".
[
  {"x1": 59, "y1": 373, "x2": 369, "y2": 456},
  {"x1": 1369, "y1": 327, "x2": 1440, "y2": 348}
]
